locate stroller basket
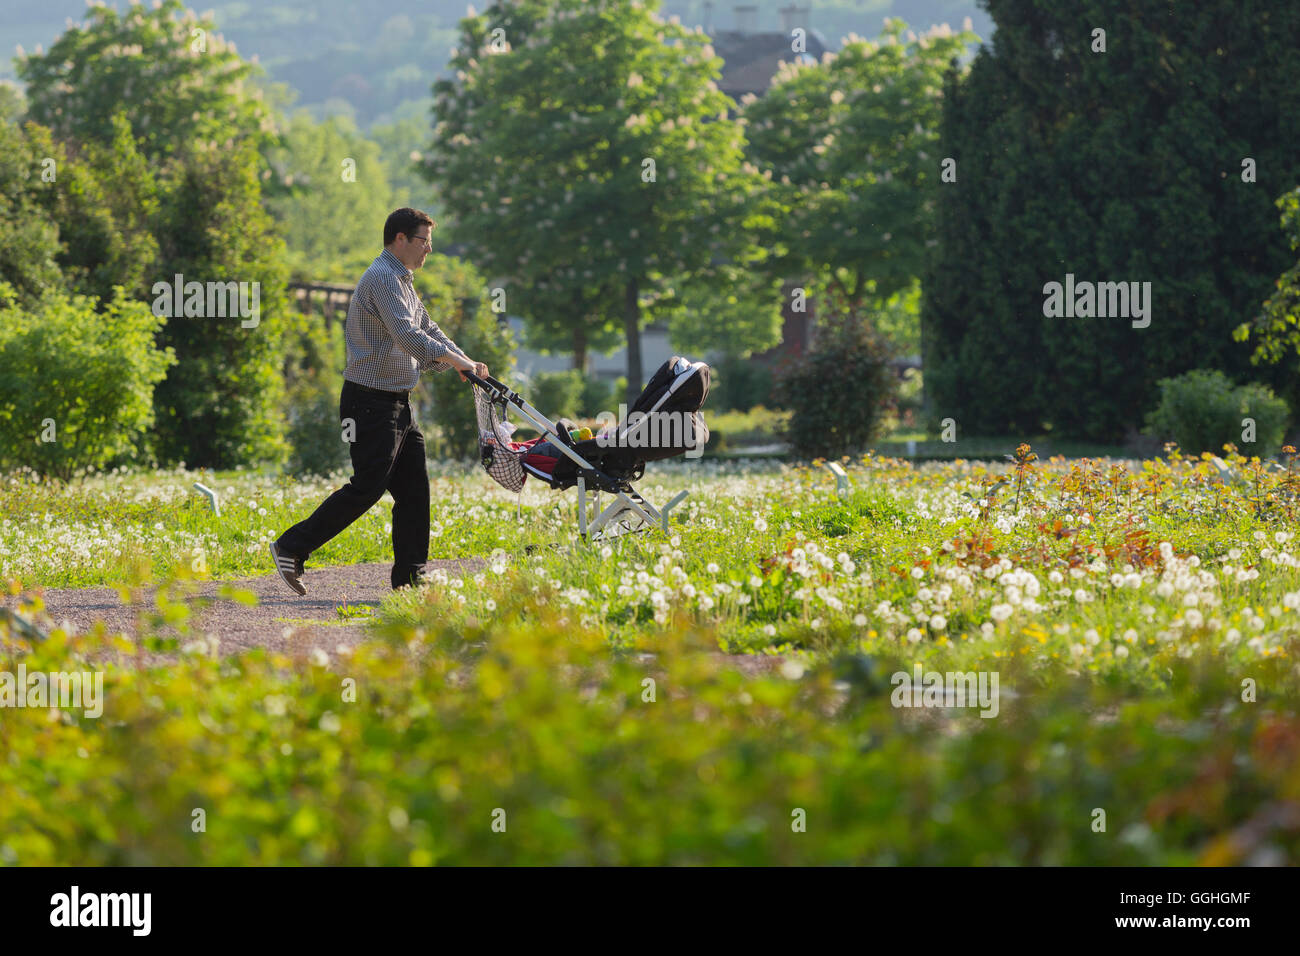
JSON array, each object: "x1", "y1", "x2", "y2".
[{"x1": 468, "y1": 357, "x2": 710, "y2": 539}]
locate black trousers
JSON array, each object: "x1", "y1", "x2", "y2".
[{"x1": 277, "y1": 379, "x2": 429, "y2": 589}]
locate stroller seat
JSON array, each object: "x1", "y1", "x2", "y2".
[{"x1": 470, "y1": 357, "x2": 710, "y2": 539}]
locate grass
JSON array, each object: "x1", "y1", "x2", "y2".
[{"x1": 3, "y1": 445, "x2": 1300, "y2": 863}]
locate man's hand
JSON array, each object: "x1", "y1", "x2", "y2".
[{"x1": 455, "y1": 355, "x2": 489, "y2": 382}]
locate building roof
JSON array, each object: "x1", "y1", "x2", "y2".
[{"x1": 712, "y1": 29, "x2": 830, "y2": 99}]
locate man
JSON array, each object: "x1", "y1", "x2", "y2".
[{"x1": 271, "y1": 208, "x2": 488, "y2": 593}]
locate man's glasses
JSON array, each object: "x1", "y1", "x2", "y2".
[{"x1": 405, "y1": 233, "x2": 432, "y2": 249}]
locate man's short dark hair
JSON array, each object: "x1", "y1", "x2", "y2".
[{"x1": 384, "y1": 207, "x2": 435, "y2": 246}]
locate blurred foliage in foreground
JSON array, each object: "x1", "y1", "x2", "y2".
[{"x1": 1, "y1": 581, "x2": 1296, "y2": 865}]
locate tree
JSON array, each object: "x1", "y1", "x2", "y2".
[
  {"x1": 150, "y1": 138, "x2": 292, "y2": 468},
  {"x1": 0, "y1": 81, "x2": 25, "y2": 124},
  {"x1": 18, "y1": 1, "x2": 296, "y2": 469},
  {"x1": 26, "y1": 114, "x2": 160, "y2": 306},
  {"x1": 17, "y1": 0, "x2": 271, "y2": 160},
  {"x1": 924, "y1": 0, "x2": 1300, "y2": 441},
  {"x1": 1236, "y1": 187, "x2": 1300, "y2": 368},
  {"x1": 424, "y1": 0, "x2": 764, "y2": 402},
  {"x1": 741, "y1": 19, "x2": 976, "y2": 329},
  {"x1": 0, "y1": 114, "x2": 157, "y2": 309},
  {"x1": 266, "y1": 112, "x2": 398, "y2": 279},
  {"x1": 0, "y1": 121, "x2": 63, "y2": 307}
]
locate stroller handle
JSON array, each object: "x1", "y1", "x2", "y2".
[
  {"x1": 464, "y1": 370, "x2": 516, "y2": 402},
  {"x1": 463, "y1": 369, "x2": 502, "y2": 390}
]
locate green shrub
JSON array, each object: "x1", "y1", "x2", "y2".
[
  {"x1": 775, "y1": 313, "x2": 896, "y2": 459},
  {"x1": 0, "y1": 283, "x2": 175, "y2": 480},
  {"x1": 529, "y1": 369, "x2": 585, "y2": 421},
  {"x1": 711, "y1": 355, "x2": 776, "y2": 412},
  {"x1": 578, "y1": 374, "x2": 616, "y2": 418},
  {"x1": 1144, "y1": 369, "x2": 1290, "y2": 458}
]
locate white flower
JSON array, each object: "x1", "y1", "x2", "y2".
[
  {"x1": 853, "y1": 614, "x2": 867, "y2": 627},
  {"x1": 1114, "y1": 644, "x2": 1129, "y2": 658},
  {"x1": 906, "y1": 628, "x2": 922, "y2": 643},
  {"x1": 929, "y1": 614, "x2": 946, "y2": 630},
  {"x1": 706, "y1": 562, "x2": 720, "y2": 574},
  {"x1": 753, "y1": 517, "x2": 768, "y2": 532},
  {"x1": 911, "y1": 566, "x2": 925, "y2": 580},
  {"x1": 990, "y1": 603, "x2": 1013, "y2": 623}
]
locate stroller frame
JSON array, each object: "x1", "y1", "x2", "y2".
[{"x1": 466, "y1": 372, "x2": 690, "y2": 541}]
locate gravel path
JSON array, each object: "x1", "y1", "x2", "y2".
[
  {"x1": 4, "y1": 559, "x2": 483, "y2": 665},
  {"x1": 5, "y1": 558, "x2": 788, "y2": 677}
]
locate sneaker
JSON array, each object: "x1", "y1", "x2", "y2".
[
  {"x1": 270, "y1": 541, "x2": 307, "y2": 595},
  {"x1": 392, "y1": 566, "x2": 433, "y2": 591}
]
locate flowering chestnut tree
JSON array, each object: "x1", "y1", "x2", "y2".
[{"x1": 424, "y1": 0, "x2": 769, "y2": 399}]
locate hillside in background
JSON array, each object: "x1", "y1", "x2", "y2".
[{"x1": 0, "y1": 0, "x2": 990, "y2": 128}]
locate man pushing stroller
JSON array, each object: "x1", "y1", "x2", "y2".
[{"x1": 271, "y1": 208, "x2": 489, "y2": 594}]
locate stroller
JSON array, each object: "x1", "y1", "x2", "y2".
[{"x1": 468, "y1": 356, "x2": 710, "y2": 540}]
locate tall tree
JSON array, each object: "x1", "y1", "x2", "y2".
[
  {"x1": 924, "y1": 0, "x2": 1300, "y2": 441},
  {"x1": 18, "y1": 0, "x2": 295, "y2": 468},
  {"x1": 424, "y1": 0, "x2": 762, "y2": 400},
  {"x1": 150, "y1": 137, "x2": 292, "y2": 468},
  {"x1": 266, "y1": 112, "x2": 397, "y2": 280},
  {"x1": 17, "y1": 0, "x2": 271, "y2": 159},
  {"x1": 742, "y1": 19, "x2": 977, "y2": 328}
]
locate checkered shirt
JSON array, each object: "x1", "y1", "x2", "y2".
[{"x1": 342, "y1": 248, "x2": 469, "y2": 392}]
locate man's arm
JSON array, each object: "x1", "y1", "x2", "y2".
[
  {"x1": 414, "y1": 301, "x2": 471, "y2": 374},
  {"x1": 371, "y1": 273, "x2": 481, "y2": 376}
]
